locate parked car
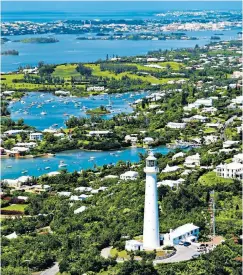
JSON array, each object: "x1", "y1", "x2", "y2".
[
  {"x1": 183, "y1": 241, "x2": 191, "y2": 247},
  {"x1": 179, "y1": 241, "x2": 184, "y2": 245},
  {"x1": 192, "y1": 253, "x2": 201, "y2": 259}
]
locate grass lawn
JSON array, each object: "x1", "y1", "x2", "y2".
[
  {"x1": 52, "y1": 64, "x2": 80, "y2": 79},
  {"x1": 85, "y1": 64, "x2": 180, "y2": 84},
  {"x1": 110, "y1": 248, "x2": 129, "y2": 259},
  {"x1": 198, "y1": 171, "x2": 234, "y2": 187},
  {"x1": 1, "y1": 204, "x2": 28, "y2": 213},
  {"x1": 203, "y1": 127, "x2": 217, "y2": 134},
  {"x1": 1, "y1": 73, "x2": 74, "y2": 91}
]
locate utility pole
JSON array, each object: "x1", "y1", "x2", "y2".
[{"x1": 209, "y1": 190, "x2": 216, "y2": 240}]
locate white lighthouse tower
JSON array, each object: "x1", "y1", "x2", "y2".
[{"x1": 143, "y1": 151, "x2": 160, "y2": 250}]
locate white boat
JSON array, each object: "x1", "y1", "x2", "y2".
[
  {"x1": 6, "y1": 165, "x2": 12, "y2": 168},
  {"x1": 58, "y1": 161, "x2": 67, "y2": 168},
  {"x1": 89, "y1": 156, "x2": 95, "y2": 161},
  {"x1": 22, "y1": 170, "x2": 28, "y2": 174},
  {"x1": 44, "y1": 167, "x2": 50, "y2": 170},
  {"x1": 41, "y1": 111, "x2": 47, "y2": 115}
]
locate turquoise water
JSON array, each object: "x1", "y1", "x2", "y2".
[
  {"x1": 1, "y1": 146, "x2": 172, "y2": 179},
  {"x1": 9, "y1": 91, "x2": 149, "y2": 130}
]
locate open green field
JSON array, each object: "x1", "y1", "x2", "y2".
[
  {"x1": 85, "y1": 64, "x2": 181, "y2": 84},
  {"x1": 198, "y1": 171, "x2": 234, "y2": 187},
  {"x1": 1, "y1": 204, "x2": 28, "y2": 212},
  {"x1": 110, "y1": 248, "x2": 129, "y2": 259},
  {"x1": 52, "y1": 64, "x2": 80, "y2": 79}
]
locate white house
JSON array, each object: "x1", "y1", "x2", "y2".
[
  {"x1": 231, "y1": 96, "x2": 243, "y2": 105},
  {"x1": 157, "y1": 179, "x2": 184, "y2": 189},
  {"x1": 163, "y1": 223, "x2": 200, "y2": 246},
  {"x1": 125, "y1": 135, "x2": 138, "y2": 143},
  {"x1": 15, "y1": 142, "x2": 37, "y2": 148},
  {"x1": 5, "y1": 232, "x2": 18, "y2": 240},
  {"x1": 143, "y1": 137, "x2": 154, "y2": 144},
  {"x1": 125, "y1": 240, "x2": 143, "y2": 251},
  {"x1": 233, "y1": 153, "x2": 243, "y2": 164},
  {"x1": 74, "y1": 206, "x2": 86, "y2": 214},
  {"x1": 87, "y1": 86, "x2": 105, "y2": 92},
  {"x1": 172, "y1": 152, "x2": 185, "y2": 160},
  {"x1": 223, "y1": 140, "x2": 239, "y2": 149},
  {"x1": 29, "y1": 132, "x2": 43, "y2": 141},
  {"x1": 89, "y1": 131, "x2": 112, "y2": 137},
  {"x1": 184, "y1": 153, "x2": 200, "y2": 167},
  {"x1": 216, "y1": 162, "x2": 243, "y2": 179},
  {"x1": 4, "y1": 130, "x2": 26, "y2": 136},
  {"x1": 120, "y1": 171, "x2": 138, "y2": 181},
  {"x1": 55, "y1": 90, "x2": 70, "y2": 96},
  {"x1": 162, "y1": 164, "x2": 180, "y2": 173},
  {"x1": 167, "y1": 122, "x2": 186, "y2": 129}
]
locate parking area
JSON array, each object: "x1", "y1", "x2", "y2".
[{"x1": 154, "y1": 243, "x2": 199, "y2": 264}]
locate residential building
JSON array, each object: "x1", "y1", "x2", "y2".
[
  {"x1": 172, "y1": 152, "x2": 185, "y2": 160},
  {"x1": 166, "y1": 122, "x2": 186, "y2": 129},
  {"x1": 120, "y1": 171, "x2": 138, "y2": 181},
  {"x1": 87, "y1": 86, "x2": 105, "y2": 92},
  {"x1": 223, "y1": 140, "x2": 239, "y2": 149},
  {"x1": 184, "y1": 153, "x2": 200, "y2": 167},
  {"x1": 89, "y1": 131, "x2": 112, "y2": 137},
  {"x1": 216, "y1": 162, "x2": 243, "y2": 179},
  {"x1": 29, "y1": 132, "x2": 43, "y2": 141},
  {"x1": 233, "y1": 153, "x2": 243, "y2": 164},
  {"x1": 163, "y1": 223, "x2": 200, "y2": 246},
  {"x1": 125, "y1": 240, "x2": 143, "y2": 251},
  {"x1": 162, "y1": 164, "x2": 180, "y2": 173}
]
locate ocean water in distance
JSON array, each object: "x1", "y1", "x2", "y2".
[
  {"x1": 1, "y1": 29, "x2": 240, "y2": 72},
  {"x1": 2, "y1": 1, "x2": 241, "y2": 22}
]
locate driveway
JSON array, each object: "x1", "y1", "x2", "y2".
[
  {"x1": 40, "y1": 262, "x2": 59, "y2": 275},
  {"x1": 154, "y1": 244, "x2": 198, "y2": 264}
]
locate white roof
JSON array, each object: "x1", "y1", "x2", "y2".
[
  {"x1": 17, "y1": 176, "x2": 32, "y2": 183},
  {"x1": 74, "y1": 206, "x2": 86, "y2": 214},
  {"x1": 121, "y1": 171, "x2": 138, "y2": 177},
  {"x1": 5, "y1": 232, "x2": 18, "y2": 239},
  {"x1": 75, "y1": 187, "x2": 93, "y2": 192},
  {"x1": 46, "y1": 171, "x2": 60, "y2": 177},
  {"x1": 169, "y1": 223, "x2": 199, "y2": 239},
  {"x1": 58, "y1": 191, "x2": 71, "y2": 197},
  {"x1": 30, "y1": 132, "x2": 43, "y2": 136},
  {"x1": 220, "y1": 162, "x2": 243, "y2": 170}
]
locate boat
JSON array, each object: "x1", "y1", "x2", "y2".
[
  {"x1": 6, "y1": 165, "x2": 12, "y2": 168},
  {"x1": 110, "y1": 152, "x2": 115, "y2": 156},
  {"x1": 106, "y1": 97, "x2": 112, "y2": 108},
  {"x1": 89, "y1": 156, "x2": 95, "y2": 161},
  {"x1": 41, "y1": 111, "x2": 47, "y2": 115},
  {"x1": 22, "y1": 170, "x2": 28, "y2": 174},
  {"x1": 58, "y1": 161, "x2": 67, "y2": 168},
  {"x1": 44, "y1": 167, "x2": 51, "y2": 170}
]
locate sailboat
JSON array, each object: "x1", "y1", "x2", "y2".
[{"x1": 106, "y1": 97, "x2": 112, "y2": 108}]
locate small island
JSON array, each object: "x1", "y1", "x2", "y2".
[
  {"x1": 86, "y1": 105, "x2": 111, "y2": 115},
  {"x1": 1, "y1": 50, "x2": 19, "y2": 56},
  {"x1": 16, "y1": 37, "x2": 59, "y2": 44}
]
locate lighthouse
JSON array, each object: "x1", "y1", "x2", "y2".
[{"x1": 143, "y1": 151, "x2": 160, "y2": 250}]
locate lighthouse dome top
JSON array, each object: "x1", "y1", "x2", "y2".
[{"x1": 146, "y1": 151, "x2": 157, "y2": 161}]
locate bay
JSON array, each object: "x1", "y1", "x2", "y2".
[
  {"x1": 1, "y1": 146, "x2": 172, "y2": 179},
  {"x1": 9, "y1": 91, "x2": 149, "y2": 130},
  {"x1": 1, "y1": 29, "x2": 240, "y2": 73}
]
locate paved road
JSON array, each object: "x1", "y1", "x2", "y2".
[
  {"x1": 101, "y1": 246, "x2": 112, "y2": 259},
  {"x1": 154, "y1": 244, "x2": 198, "y2": 264},
  {"x1": 40, "y1": 262, "x2": 59, "y2": 275}
]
